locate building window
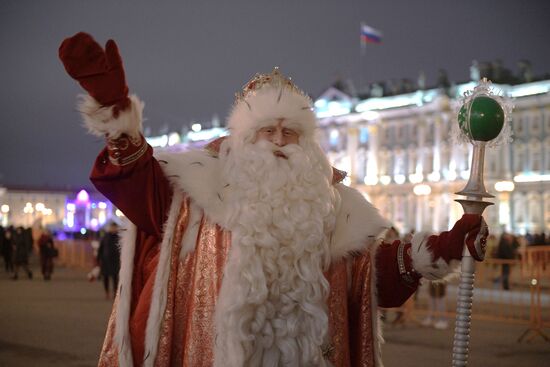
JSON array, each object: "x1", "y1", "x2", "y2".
[
  {"x1": 385, "y1": 125, "x2": 393, "y2": 145},
  {"x1": 513, "y1": 143, "x2": 526, "y2": 174},
  {"x1": 486, "y1": 147, "x2": 499, "y2": 179},
  {"x1": 529, "y1": 139, "x2": 542, "y2": 172},
  {"x1": 356, "y1": 148, "x2": 367, "y2": 182},
  {"x1": 513, "y1": 193, "x2": 526, "y2": 229},
  {"x1": 393, "y1": 150, "x2": 406, "y2": 184},
  {"x1": 527, "y1": 193, "x2": 542, "y2": 232},
  {"x1": 378, "y1": 149, "x2": 391, "y2": 176},
  {"x1": 440, "y1": 144, "x2": 450, "y2": 176},
  {"x1": 513, "y1": 115, "x2": 524, "y2": 137},
  {"x1": 396, "y1": 124, "x2": 404, "y2": 143},
  {"x1": 544, "y1": 110, "x2": 550, "y2": 134},
  {"x1": 425, "y1": 121, "x2": 434, "y2": 144},
  {"x1": 423, "y1": 148, "x2": 434, "y2": 175},
  {"x1": 359, "y1": 126, "x2": 369, "y2": 146},
  {"x1": 329, "y1": 128, "x2": 341, "y2": 150},
  {"x1": 407, "y1": 146, "x2": 417, "y2": 175},
  {"x1": 530, "y1": 112, "x2": 542, "y2": 136},
  {"x1": 409, "y1": 124, "x2": 417, "y2": 142}
]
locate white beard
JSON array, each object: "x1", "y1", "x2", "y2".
[{"x1": 214, "y1": 139, "x2": 338, "y2": 367}]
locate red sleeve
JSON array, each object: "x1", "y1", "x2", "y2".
[
  {"x1": 375, "y1": 240, "x2": 420, "y2": 308},
  {"x1": 90, "y1": 134, "x2": 173, "y2": 239}
]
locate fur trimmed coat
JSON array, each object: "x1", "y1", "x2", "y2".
[{"x1": 90, "y1": 136, "x2": 422, "y2": 367}]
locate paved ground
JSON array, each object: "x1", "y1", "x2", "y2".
[{"x1": 0, "y1": 259, "x2": 548, "y2": 367}]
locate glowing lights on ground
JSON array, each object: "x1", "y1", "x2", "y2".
[
  {"x1": 409, "y1": 173, "x2": 423, "y2": 184},
  {"x1": 427, "y1": 172, "x2": 441, "y2": 182},
  {"x1": 460, "y1": 170, "x2": 471, "y2": 180},
  {"x1": 446, "y1": 171, "x2": 458, "y2": 181},
  {"x1": 394, "y1": 174, "x2": 406, "y2": 185},
  {"x1": 495, "y1": 181, "x2": 515, "y2": 192},
  {"x1": 98, "y1": 202, "x2": 107, "y2": 210},
  {"x1": 379, "y1": 175, "x2": 391, "y2": 185},
  {"x1": 413, "y1": 184, "x2": 432, "y2": 196},
  {"x1": 147, "y1": 134, "x2": 169, "y2": 148},
  {"x1": 115, "y1": 209, "x2": 124, "y2": 217},
  {"x1": 364, "y1": 175, "x2": 378, "y2": 186},
  {"x1": 168, "y1": 132, "x2": 180, "y2": 146}
]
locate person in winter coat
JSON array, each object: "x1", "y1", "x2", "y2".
[
  {"x1": 12, "y1": 226, "x2": 32, "y2": 280},
  {"x1": 38, "y1": 229, "x2": 56, "y2": 280},
  {"x1": 97, "y1": 222, "x2": 121, "y2": 299}
]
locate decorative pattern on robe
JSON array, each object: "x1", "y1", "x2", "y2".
[{"x1": 99, "y1": 194, "x2": 378, "y2": 367}]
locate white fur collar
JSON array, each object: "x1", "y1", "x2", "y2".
[{"x1": 155, "y1": 149, "x2": 389, "y2": 260}]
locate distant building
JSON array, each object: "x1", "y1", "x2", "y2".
[
  {"x1": 0, "y1": 187, "x2": 122, "y2": 233},
  {"x1": 315, "y1": 77, "x2": 550, "y2": 235},
  {"x1": 3, "y1": 63, "x2": 548, "y2": 236}
]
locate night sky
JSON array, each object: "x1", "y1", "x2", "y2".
[{"x1": 1, "y1": 0, "x2": 549, "y2": 190}]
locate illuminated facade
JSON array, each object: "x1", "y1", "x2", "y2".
[
  {"x1": 0, "y1": 187, "x2": 122, "y2": 232},
  {"x1": 314, "y1": 79, "x2": 550, "y2": 235},
  {"x1": 3, "y1": 76, "x2": 547, "y2": 237}
]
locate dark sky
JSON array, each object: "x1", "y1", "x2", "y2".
[{"x1": 1, "y1": 0, "x2": 549, "y2": 190}]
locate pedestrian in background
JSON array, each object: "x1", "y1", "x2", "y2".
[
  {"x1": 97, "y1": 222, "x2": 121, "y2": 299},
  {"x1": 1, "y1": 226, "x2": 14, "y2": 274},
  {"x1": 38, "y1": 229, "x2": 56, "y2": 280},
  {"x1": 496, "y1": 231, "x2": 519, "y2": 290},
  {"x1": 12, "y1": 226, "x2": 32, "y2": 280}
]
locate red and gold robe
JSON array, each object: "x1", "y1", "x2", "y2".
[{"x1": 90, "y1": 136, "x2": 418, "y2": 367}]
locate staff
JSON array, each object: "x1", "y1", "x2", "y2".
[{"x1": 452, "y1": 78, "x2": 513, "y2": 366}]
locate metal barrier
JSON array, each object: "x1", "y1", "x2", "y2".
[
  {"x1": 382, "y1": 246, "x2": 550, "y2": 342},
  {"x1": 54, "y1": 239, "x2": 549, "y2": 340}
]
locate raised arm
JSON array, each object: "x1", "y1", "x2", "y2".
[
  {"x1": 59, "y1": 32, "x2": 172, "y2": 238},
  {"x1": 375, "y1": 214, "x2": 488, "y2": 307}
]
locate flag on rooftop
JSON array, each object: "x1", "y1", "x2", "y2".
[{"x1": 360, "y1": 23, "x2": 383, "y2": 44}]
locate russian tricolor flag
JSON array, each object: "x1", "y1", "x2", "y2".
[{"x1": 361, "y1": 23, "x2": 383, "y2": 44}]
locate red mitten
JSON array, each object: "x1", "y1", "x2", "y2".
[
  {"x1": 426, "y1": 214, "x2": 487, "y2": 263},
  {"x1": 59, "y1": 32, "x2": 130, "y2": 115}
]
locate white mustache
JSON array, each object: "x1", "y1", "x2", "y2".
[{"x1": 255, "y1": 140, "x2": 302, "y2": 157}]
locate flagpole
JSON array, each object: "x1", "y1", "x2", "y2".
[{"x1": 359, "y1": 22, "x2": 366, "y2": 91}]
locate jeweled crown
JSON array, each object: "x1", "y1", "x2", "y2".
[{"x1": 235, "y1": 67, "x2": 312, "y2": 104}]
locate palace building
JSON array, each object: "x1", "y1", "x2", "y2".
[{"x1": 314, "y1": 72, "x2": 550, "y2": 235}]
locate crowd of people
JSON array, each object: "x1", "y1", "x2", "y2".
[
  {"x1": 0, "y1": 225, "x2": 58, "y2": 280},
  {"x1": 0, "y1": 222, "x2": 122, "y2": 297}
]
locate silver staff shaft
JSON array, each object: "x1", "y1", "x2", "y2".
[{"x1": 452, "y1": 142, "x2": 492, "y2": 367}]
